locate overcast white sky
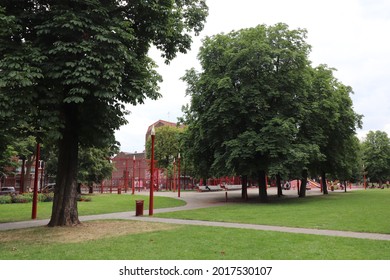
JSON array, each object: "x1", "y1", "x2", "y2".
[{"x1": 115, "y1": 0, "x2": 390, "y2": 153}]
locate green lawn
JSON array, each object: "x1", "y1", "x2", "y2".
[
  {"x1": 1, "y1": 220, "x2": 390, "y2": 260},
  {"x1": 1, "y1": 189, "x2": 389, "y2": 260},
  {"x1": 0, "y1": 194, "x2": 186, "y2": 223},
  {"x1": 156, "y1": 189, "x2": 390, "y2": 234}
]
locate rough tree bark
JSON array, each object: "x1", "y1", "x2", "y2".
[
  {"x1": 299, "y1": 169, "x2": 308, "y2": 198},
  {"x1": 48, "y1": 104, "x2": 80, "y2": 227},
  {"x1": 258, "y1": 170, "x2": 268, "y2": 202},
  {"x1": 321, "y1": 171, "x2": 328, "y2": 194},
  {"x1": 276, "y1": 173, "x2": 283, "y2": 197},
  {"x1": 241, "y1": 175, "x2": 248, "y2": 199}
]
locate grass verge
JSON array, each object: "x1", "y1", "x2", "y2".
[
  {"x1": 0, "y1": 220, "x2": 389, "y2": 260},
  {"x1": 0, "y1": 194, "x2": 186, "y2": 223},
  {"x1": 155, "y1": 189, "x2": 390, "y2": 234}
]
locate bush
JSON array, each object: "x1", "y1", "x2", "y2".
[
  {"x1": 38, "y1": 193, "x2": 54, "y2": 202},
  {"x1": 0, "y1": 195, "x2": 12, "y2": 204},
  {"x1": 11, "y1": 194, "x2": 33, "y2": 203}
]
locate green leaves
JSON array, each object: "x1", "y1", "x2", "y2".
[
  {"x1": 362, "y1": 131, "x2": 390, "y2": 182},
  {"x1": 182, "y1": 23, "x2": 361, "y2": 183}
]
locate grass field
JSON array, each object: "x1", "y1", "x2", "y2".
[
  {"x1": 0, "y1": 194, "x2": 186, "y2": 223},
  {"x1": 156, "y1": 189, "x2": 390, "y2": 234},
  {"x1": 1, "y1": 220, "x2": 390, "y2": 260},
  {"x1": 0, "y1": 189, "x2": 389, "y2": 260}
]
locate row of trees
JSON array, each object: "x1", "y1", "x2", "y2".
[
  {"x1": 145, "y1": 123, "x2": 390, "y2": 193},
  {"x1": 0, "y1": 135, "x2": 116, "y2": 193}
]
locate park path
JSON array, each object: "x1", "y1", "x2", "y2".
[{"x1": 1, "y1": 188, "x2": 390, "y2": 241}]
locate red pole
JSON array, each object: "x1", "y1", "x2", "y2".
[
  {"x1": 40, "y1": 161, "x2": 44, "y2": 192},
  {"x1": 125, "y1": 158, "x2": 129, "y2": 193},
  {"x1": 31, "y1": 142, "x2": 40, "y2": 219},
  {"x1": 138, "y1": 159, "x2": 141, "y2": 192},
  {"x1": 132, "y1": 155, "x2": 135, "y2": 195},
  {"x1": 178, "y1": 153, "x2": 181, "y2": 198},
  {"x1": 173, "y1": 158, "x2": 176, "y2": 192},
  {"x1": 149, "y1": 126, "x2": 155, "y2": 216}
]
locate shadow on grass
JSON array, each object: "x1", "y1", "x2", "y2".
[{"x1": 219, "y1": 190, "x2": 354, "y2": 206}]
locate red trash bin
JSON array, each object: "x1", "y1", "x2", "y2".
[{"x1": 135, "y1": 200, "x2": 144, "y2": 216}]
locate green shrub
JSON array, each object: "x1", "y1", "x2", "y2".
[
  {"x1": 0, "y1": 195, "x2": 12, "y2": 204},
  {"x1": 11, "y1": 194, "x2": 33, "y2": 203},
  {"x1": 37, "y1": 193, "x2": 54, "y2": 202}
]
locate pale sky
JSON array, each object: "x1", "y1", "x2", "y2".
[{"x1": 115, "y1": 0, "x2": 390, "y2": 153}]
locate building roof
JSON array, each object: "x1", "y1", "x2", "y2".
[
  {"x1": 145, "y1": 119, "x2": 185, "y2": 143},
  {"x1": 145, "y1": 120, "x2": 180, "y2": 136}
]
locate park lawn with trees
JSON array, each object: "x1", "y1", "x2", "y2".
[
  {"x1": 155, "y1": 189, "x2": 390, "y2": 234},
  {"x1": 0, "y1": 194, "x2": 185, "y2": 223}
]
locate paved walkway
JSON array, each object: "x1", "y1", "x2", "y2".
[{"x1": 1, "y1": 188, "x2": 390, "y2": 241}]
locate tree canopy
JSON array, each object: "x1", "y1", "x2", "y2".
[
  {"x1": 362, "y1": 131, "x2": 390, "y2": 185},
  {"x1": 182, "y1": 23, "x2": 361, "y2": 200},
  {"x1": 0, "y1": 0, "x2": 208, "y2": 226}
]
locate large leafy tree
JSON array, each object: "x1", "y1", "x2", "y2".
[
  {"x1": 182, "y1": 23, "x2": 312, "y2": 201},
  {"x1": 298, "y1": 65, "x2": 362, "y2": 196},
  {"x1": 0, "y1": 0, "x2": 208, "y2": 226},
  {"x1": 182, "y1": 23, "x2": 362, "y2": 201},
  {"x1": 362, "y1": 131, "x2": 390, "y2": 186}
]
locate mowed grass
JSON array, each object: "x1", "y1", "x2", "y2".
[
  {"x1": 0, "y1": 194, "x2": 186, "y2": 223},
  {"x1": 1, "y1": 220, "x2": 390, "y2": 260},
  {"x1": 1, "y1": 189, "x2": 390, "y2": 260},
  {"x1": 156, "y1": 189, "x2": 390, "y2": 234}
]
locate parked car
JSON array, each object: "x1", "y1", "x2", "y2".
[{"x1": 0, "y1": 187, "x2": 16, "y2": 195}]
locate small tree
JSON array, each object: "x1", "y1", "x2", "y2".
[
  {"x1": 78, "y1": 147, "x2": 115, "y2": 193},
  {"x1": 362, "y1": 131, "x2": 390, "y2": 186}
]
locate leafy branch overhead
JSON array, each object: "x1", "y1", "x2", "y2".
[{"x1": 0, "y1": 0, "x2": 208, "y2": 226}]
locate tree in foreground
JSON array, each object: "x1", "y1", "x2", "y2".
[
  {"x1": 182, "y1": 23, "x2": 312, "y2": 201},
  {"x1": 0, "y1": 1, "x2": 208, "y2": 226}
]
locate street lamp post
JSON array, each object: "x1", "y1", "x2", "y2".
[
  {"x1": 178, "y1": 153, "x2": 181, "y2": 198},
  {"x1": 149, "y1": 126, "x2": 155, "y2": 216}
]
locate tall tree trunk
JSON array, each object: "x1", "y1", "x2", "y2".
[
  {"x1": 321, "y1": 171, "x2": 328, "y2": 194},
  {"x1": 241, "y1": 175, "x2": 248, "y2": 199},
  {"x1": 299, "y1": 169, "x2": 308, "y2": 198},
  {"x1": 276, "y1": 174, "x2": 282, "y2": 197},
  {"x1": 48, "y1": 104, "x2": 80, "y2": 227},
  {"x1": 258, "y1": 170, "x2": 268, "y2": 202}
]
